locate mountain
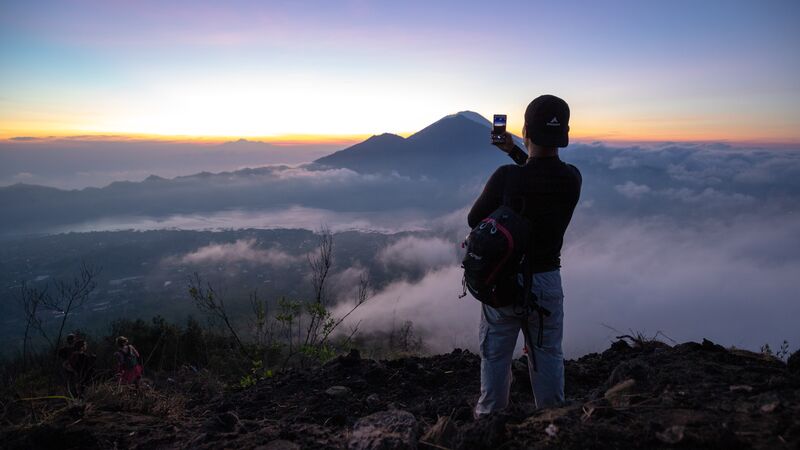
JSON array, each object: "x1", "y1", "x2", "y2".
[
  {"x1": 0, "y1": 112, "x2": 520, "y2": 237},
  {"x1": 314, "y1": 111, "x2": 520, "y2": 179}
]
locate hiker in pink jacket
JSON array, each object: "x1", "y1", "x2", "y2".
[{"x1": 115, "y1": 336, "x2": 143, "y2": 385}]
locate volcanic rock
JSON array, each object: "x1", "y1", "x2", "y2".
[{"x1": 347, "y1": 410, "x2": 418, "y2": 450}]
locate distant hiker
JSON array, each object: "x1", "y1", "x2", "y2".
[
  {"x1": 58, "y1": 333, "x2": 78, "y2": 392},
  {"x1": 468, "y1": 95, "x2": 581, "y2": 416},
  {"x1": 66, "y1": 339, "x2": 96, "y2": 397},
  {"x1": 57, "y1": 333, "x2": 76, "y2": 362},
  {"x1": 115, "y1": 336, "x2": 144, "y2": 386}
]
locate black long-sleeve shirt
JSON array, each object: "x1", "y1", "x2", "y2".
[{"x1": 468, "y1": 146, "x2": 582, "y2": 273}]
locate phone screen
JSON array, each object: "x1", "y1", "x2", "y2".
[
  {"x1": 492, "y1": 114, "x2": 507, "y2": 143},
  {"x1": 493, "y1": 114, "x2": 507, "y2": 131}
]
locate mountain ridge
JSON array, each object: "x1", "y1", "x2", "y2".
[
  {"x1": 0, "y1": 111, "x2": 525, "y2": 236},
  {"x1": 314, "y1": 111, "x2": 514, "y2": 178}
]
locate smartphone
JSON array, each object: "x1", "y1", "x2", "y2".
[{"x1": 491, "y1": 114, "x2": 507, "y2": 145}]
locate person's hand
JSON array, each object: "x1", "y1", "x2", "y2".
[{"x1": 491, "y1": 132, "x2": 515, "y2": 153}]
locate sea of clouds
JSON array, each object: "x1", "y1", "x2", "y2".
[
  {"x1": 5, "y1": 140, "x2": 800, "y2": 357},
  {"x1": 327, "y1": 143, "x2": 800, "y2": 356}
]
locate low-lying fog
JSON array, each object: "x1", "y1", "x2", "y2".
[{"x1": 3, "y1": 140, "x2": 799, "y2": 357}]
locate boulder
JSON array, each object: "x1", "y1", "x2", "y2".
[
  {"x1": 655, "y1": 425, "x2": 685, "y2": 444},
  {"x1": 348, "y1": 410, "x2": 418, "y2": 450},
  {"x1": 256, "y1": 440, "x2": 301, "y2": 450},
  {"x1": 366, "y1": 393, "x2": 381, "y2": 406},
  {"x1": 604, "y1": 379, "x2": 636, "y2": 408},
  {"x1": 606, "y1": 359, "x2": 652, "y2": 386},
  {"x1": 208, "y1": 410, "x2": 241, "y2": 432},
  {"x1": 420, "y1": 416, "x2": 457, "y2": 448},
  {"x1": 788, "y1": 350, "x2": 800, "y2": 374},
  {"x1": 701, "y1": 338, "x2": 726, "y2": 352},
  {"x1": 326, "y1": 386, "x2": 352, "y2": 398}
]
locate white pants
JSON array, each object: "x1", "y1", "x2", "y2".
[{"x1": 475, "y1": 270, "x2": 565, "y2": 417}]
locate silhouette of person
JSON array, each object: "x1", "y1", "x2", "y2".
[
  {"x1": 66, "y1": 339, "x2": 96, "y2": 397},
  {"x1": 469, "y1": 95, "x2": 581, "y2": 416},
  {"x1": 115, "y1": 336, "x2": 144, "y2": 386}
]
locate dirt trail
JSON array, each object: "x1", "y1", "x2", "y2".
[{"x1": 3, "y1": 339, "x2": 799, "y2": 449}]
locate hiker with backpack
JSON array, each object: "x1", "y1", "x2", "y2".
[
  {"x1": 57, "y1": 333, "x2": 77, "y2": 363},
  {"x1": 464, "y1": 95, "x2": 581, "y2": 417},
  {"x1": 114, "y1": 336, "x2": 144, "y2": 386},
  {"x1": 58, "y1": 333, "x2": 77, "y2": 386},
  {"x1": 65, "y1": 339, "x2": 96, "y2": 397}
]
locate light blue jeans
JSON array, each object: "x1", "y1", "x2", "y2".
[{"x1": 475, "y1": 269, "x2": 565, "y2": 417}]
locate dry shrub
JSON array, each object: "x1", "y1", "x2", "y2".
[
  {"x1": 187, "y1": 369, "x2": 225, "y2": 403},
  {"x1": 84, "y1": 381, "x2": 186, "y2": 419}
]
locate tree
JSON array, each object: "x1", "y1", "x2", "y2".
[
  {"x1": 188, "y1": 273, "x2": 252, "y2": 359},
  {"x1": 304, "y1": 227, "x2": 334, "y2": 348},
  {"x1": 45, "y1": 263, "x2": 98, "y2": 357},
  {"x1": 17, "y1": 263, "x2": 99, "y2": 363},
  {"x1": 18, "y1": 282, "x2": 49, "y2": 370}
]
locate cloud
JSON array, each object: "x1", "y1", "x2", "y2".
[
  {"x1": 334, "y1": 210, "x2": 800, "y2": 358},
  {"x1": 659, "y1": 187, "x2": 754, "y2": 207},
  {"x1": 52, "y1": 207, "x2": 433, "y2": 235},
  {"x1": 175, "y1": 239, "x2": 302, "y2": 266},
  {"x1": 560, "y1": 214, "x2": 800, "y2": 356},
  {"x1": 615, "y1": 181, "x2": 651, "y2": 199},
  {"x1": 12, "y1": 172, "x2": 34, "y2": 180},
  {"x1": 377, "y1": 236, "x2": 460, "y2": 271},
  {"x1": 332, "y1": 266, "x2": 481, "y2": 354},
  {"x1": 5, "y1": 139, "x2": 800, "y2": 359},
  {"x1": 0, "y1": 137, "x2": 340, "y2": 189},
  {"x1": 329, "y1": 266, "x2": 370, "y2": 302},
  {"x1": 609, "y1": 156, "x2": 637, "y2": 169}
]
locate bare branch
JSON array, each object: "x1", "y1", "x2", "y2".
[
  {"x1": 41, "y1": 262, "x2": 100, "y2": 356},
  {"x1": 320, "y1": 272, "x2": 371, "y2": 346},
  {"x1": 18, "y1": 281, "x2": 52, "y2": 369},
  {"x1": 188, "y1": 273, "x2": 252, "y2": 359},
  {"x1": 308, "y1": 226, "x2": 333, "y2": 306},
  {"x1": 304, "y1": 226, "x2": 334, "y2": 347}
]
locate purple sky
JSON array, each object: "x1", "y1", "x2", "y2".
[{"x1": 2, "y1": 0, "x2": 799, "y2": 142}]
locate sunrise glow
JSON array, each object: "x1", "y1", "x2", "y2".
[{"x1": 1, "y1": 1, "x2": 799, "y2": 144}]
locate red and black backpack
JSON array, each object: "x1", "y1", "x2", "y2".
[{"x1": 460, "y1": 204, "x2": 531, "y2": 308}]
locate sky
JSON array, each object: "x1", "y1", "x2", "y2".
[{"x1": 1, "y1": 0, "x2": 799, "y2": 144}]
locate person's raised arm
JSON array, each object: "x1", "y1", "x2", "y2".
[{"x1": 492, "y1": 131, "x2": 527, "y2": 166}]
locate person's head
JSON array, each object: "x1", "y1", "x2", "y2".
[
  {"x1": 116, "y1": 336, "x2": 129, "y2": 348},
  {"x1": 523, "y1": 95, "x2": 570, "y2": 156},
  {"x1": 73, "y1": 339, "x2": 86, "y2": 352},
  {"x1": 66, "y1": 334, "x2": 75, "y2": 345}
]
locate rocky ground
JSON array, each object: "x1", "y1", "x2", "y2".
[{"x1": 3, "y1": 338, "x2": 799, "y2": 449}]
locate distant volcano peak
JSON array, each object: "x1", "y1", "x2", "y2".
[
  {"x1": 365, "y1": 132, "x2": 405, "y2": 142},
  {"x1": 313, "y1": 110, "x2": 510, "y2": 178},
  {"x1": 451, "y1": 110, "x2": 491, "y2": 127}
]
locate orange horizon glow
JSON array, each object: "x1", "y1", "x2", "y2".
[
  {"x1": 0, "y1": 130, "x2": 374, "y2": 146},
  {"x1": 3, "y1": 3, "x2": 798, "y2": 152},
  {"x1": 2, "y1": 127, "x2": 799, "y2": 148}
]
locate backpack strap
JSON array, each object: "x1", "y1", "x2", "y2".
[{"x1": 517, "y1": 229, "x2": 553, "y2": 373}]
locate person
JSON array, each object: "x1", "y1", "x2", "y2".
[
  {"x1": 469, "y1": 95, "x2": 582, "y2": 417},
  {"x1": 57, "y1": 333, "x2": 76, "y2": 362},
  {"x1": 58, "y1": 334, "x2": 77, "y2": 393},
  {"x1": 66, "y1": 339, "x2": 96, "y2": 397},
  {"x1": 115, "y1": 336, "x2": 144, "y2": 386}
]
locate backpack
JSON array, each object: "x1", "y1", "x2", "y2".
[
  {"x1": 121, "y1": 346, "x2": 139, "y2": 370},
  {"x1": 460, "y1": 204, "x2": 532, "y2": 308},
  {"x1": 460, "y1": 204, "x2": 553, "y2": 366}
]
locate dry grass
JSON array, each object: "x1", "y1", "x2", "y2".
[{"x1": 84, "y1": 381, "x2": 186, "y2": 419}]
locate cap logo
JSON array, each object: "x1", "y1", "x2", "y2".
[{"x1": 546, "y1": 117, "x2": 560, "y2": 127}]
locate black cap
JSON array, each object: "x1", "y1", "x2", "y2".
[{"x1": 524, "y1": 95, "x2": 570, "y2": 148}]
